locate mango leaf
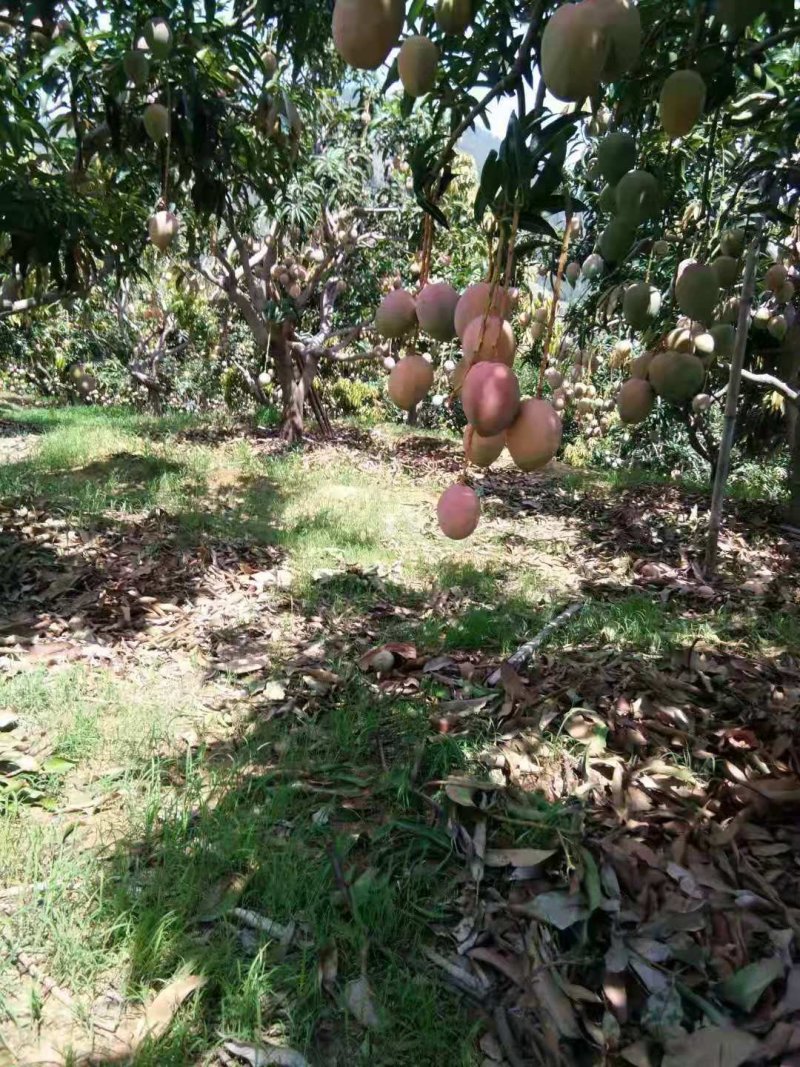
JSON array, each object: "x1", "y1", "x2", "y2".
[
  {"x1": 223, "y1": 1039, "x2": 310, "y2": 1066},
  {"x1": 0, "y1": 750, "x2": 40, "y2": 774},
  {"x1": 516, "y1": 212, "x2": 558, "y2": 240},
  {"x1": 483, "y1": 847, "x2": 556, "y2": 868},
  {"x1": 532, "y1": 970, "x2": 581, "y2": 1038},
  {"x1": 344, "y1": 974, "x2": 381, "y2": 1030},
  {"x1": 41, "y1": 756, "x2": 76, "y2": 775},
  {"x1": 196, "y1": 871, "x2": 249, "y2": 922},
  {"x1": 475, "y1": 149, "x2": 501, "y2": 222},
  {"x1": 580, "y1": 847, "x2": 603, "y2": 913},
  {"x1": 407, "y1": 0, "x2": 427, "y2": 23},
  {"x1": 444, "y1": 777, "x2": 500, "y2": 809},
  {"x1": 661, "y1": 1027, "x2": 760, "y2": 1067},
  {"x1": 134, "y1": 975, "x2": 206, "y2": 1046},
  {"x1": 517, "y1": 890, "x2": 588, "y2": 930},
  {"x1": 717, "y1": 957, "x2": 784, "y2": 1012}
]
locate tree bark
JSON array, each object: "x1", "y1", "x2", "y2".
[
  {"x1": 273, "y1": 324, "x2": 304, "y2": 442},
  {"x1": 788, "y1": 402, "x2": 800, "y2": 524},
  {"x1": 280, "y1": 380, "x2": 305, "y2": 442}
]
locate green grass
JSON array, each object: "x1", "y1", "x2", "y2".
[
  {"x1": 561, "y1": 455, "x2": 788, "y2": 504},
  {"x1": 0, "y1": 402, "x2": 795, "y2": 1065},
  {"x1": 0, "y1": 663, "x2": 481, "y2": 1064}
]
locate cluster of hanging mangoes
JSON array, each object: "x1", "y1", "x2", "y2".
[
  {"x1": 127, "y1": 17, "x2": 287, "y2": 254},
  {"x1": 118, "y1": 17, "x2": 181, "y2": 251},
  {"x1": 373, "y1": 280, "x2": 563, "y2": 540},
  {"x1": 604, "y1": 231, "x2": 795, "y2": 428},
  {"x1": 331, "y1": 0, "x2": 787, "y2": 542},
  {"x1": 332, "y1": 0, "x2": 472, "y2": 89}
]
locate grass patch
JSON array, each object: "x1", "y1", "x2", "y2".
[
  {"x1": 1, "y1": 404, "x2": 794, "y2": 1065},
  {"x1": 561, "y1": 455, "x2": 788, "y2": 505},
  {"x1": 549, "y1": 592, "x2": 800, "y2": 656}
]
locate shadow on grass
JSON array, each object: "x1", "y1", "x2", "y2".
[
  {"x1": 3, "y1": 414, "x2": 800, "y2": 1064},
  {"x1": 70, "y1": 645, "x2": 484, "y2": 1066},
  {"x1": 56, "y1": 560, "x2": 800, "y2": 1065}
]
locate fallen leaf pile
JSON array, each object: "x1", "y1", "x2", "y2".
[
  {"x1": 0, "y1": 503, "x2": 287, "y2": 663},
  {"x1": 416, "y1": 642, "x2": 800, "y2": 1065}
]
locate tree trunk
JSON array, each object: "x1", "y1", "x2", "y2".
[
  {"x1": 281, "y1": 377, "x2": 306, "y2": 443},
  {"x1": 147, "y1": 384, "x2": 163, "y2": 414},
  {"x1": 788, "y1": 403, "x2": 800, "y2": 524},
  {"x1": 275, "y1": 327, "x2": 322, "y2": 444},
  {"x1": 275, "y1": 331, "x2": 304, "y2": 443}
]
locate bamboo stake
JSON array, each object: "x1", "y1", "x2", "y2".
[
  {"x1": 536, "y1": 216, "x2": 573, "y2": 399},
  {"x1": 704, "y1": 220, "x2": 764, "y2": 576}
]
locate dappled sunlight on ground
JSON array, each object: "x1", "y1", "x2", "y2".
[{"x1": 1, "y1": 405, "x2": 798, "y2": 1066}]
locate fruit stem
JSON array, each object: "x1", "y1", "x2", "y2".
[
  {"x1": 474, "y1": 222, "x2": 507, "y2": 363},
  {"x1": 503, "y1": 204, "x2": 520, "y2": 290},
  {"x1": 418, "y1": 213, "x2": 434, "y2": 290},
  {"x1": 161, "y1": 82, "x2": 172, "y2": 208}
]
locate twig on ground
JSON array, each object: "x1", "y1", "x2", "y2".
[
  {"x1": 12, "y1": 948, "x2": 75, "y2": 1008},
  {"x1": 231, "y1": 908, "x2": 295, "y2": 944},
  {"x1": 493, "y1": 1006, "x2": 528, "y2": 1067},
  {"x1": 487, "y1": 602, "x2": 584, "y2": 686}
]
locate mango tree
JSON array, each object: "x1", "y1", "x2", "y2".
[
  {"x1": 330, "y1": 0, "x2": 799, "y2": 544},
  {"x1": 0, "y1": 0, "x2": 397, "y2": 434}
]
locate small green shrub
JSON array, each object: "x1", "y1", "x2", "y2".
[{"x1": 326, "y1": 376, "x2": 385, "y2": 417}]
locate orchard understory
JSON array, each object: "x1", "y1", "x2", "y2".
[
  {"x1": 0, "y1": 406, "x2": 798, "y2": 1066},
  {"x1": 2, "y1": 0, "x2": 800, "y2": 1063}
]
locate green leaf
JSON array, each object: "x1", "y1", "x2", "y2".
[
  {"x1": 416, "y1": 195, "x2": 449, "y2": 229},
  {"x1": 475, "y1": 149, "x2": 501, "y2": 222},
  {"x1": 717, "y1": 957, "x2": 784, "y2": 1012},
  {"x1": 408, "y1": 0, "x2": 427, "y2": 24},
  {"x1": 516, "y1": 213, "x2": 559, "y2": 240},
  {"x1": 580, "y1": 847, "x2": 603, "y2": 913},
  {"x1": 41, "y1": 756, "x2": 76, "y2": 775}
]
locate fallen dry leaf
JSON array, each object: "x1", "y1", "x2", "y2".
[
  {"x1": 223, "y1": 1038, "x2": 310, "y2": 1066},
  {"x1": 483, "y1": 847, "x2": 556, "y2": 868},
  {"x1": 344, "y1": 974, "x2": 380, "y2": 1030},
  {"x1": 661, "y1": 1026, "x2": 761, "y2": 1067},
  {"x1": 512, "y1": 890, "x2": 588, "y2": 930},
  {"x1": 134, "y1": 974, "x2": 206, "y2": 1046},
  {"x1": 318, "y1": 942, "x2": 338, "y2": 994},
  {"x1": 531, "y1": 970, "x2": 581, "y2": 1038}
]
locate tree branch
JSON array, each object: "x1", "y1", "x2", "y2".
[
  {"x1": 226, "y1": 205, "x2": 261, "y2": 309},
  {"x1": 320, "y1": 348, "x2": 381, "y2": 364},
  {"x1": 747, "y1": 25, "x2": 800, "y2": 56},
  {"x1": 0, "y1": 290, "x2": 74, "y2": 319},
  {"x1": 298, "y1": 246, "x2": 340, "y2": 307},
  {"x1": 737, "y1": 366, "x2": 799, "y2": 404},
  {"x1": 431, "y1": 1, "x2": 544, "y2": 181},
  {"x1": 192, "y1": 259, "x2": 226, "y2": 292}
]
